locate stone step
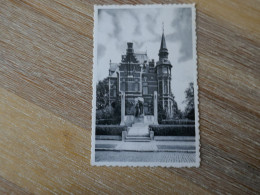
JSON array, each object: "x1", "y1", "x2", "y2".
[
  {"x1": 134, "y1": 120, "x2": 144, "y2": 122},
  {"x1": 127, "y1": 134, "x2": 149, "y2": 137},
  {"x1": 125, "y1": 136, "x2": 150, "y2": 139},
  {"x1": 125, "y1": 136, "x2": 151, "y2": 142},
  {"x1": 134, "y1": 117, "x2": 144, "y2": 123},
  {"x1": 127, "y1": 132, "x2": 149, "y2": 136},
  {"x1": 125, "y1": 140, "x2": 150, "y2": 142},
  {"x1": 132, "y1": 124, "x2": 146, "y2": 127}
]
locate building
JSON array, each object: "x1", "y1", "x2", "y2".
[{"x1": 108, "y1": 31, "x2": 175, "y2": 122}]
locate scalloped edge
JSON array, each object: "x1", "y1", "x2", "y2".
[{"x1": 91, "y1": 3, "x2": 200, "y2": 167}]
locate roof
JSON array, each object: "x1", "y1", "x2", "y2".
[
  {"x1": 109, "y1": 63, "x2": 119, "y2": 78},
  {"x1": 160, "y1": 32, "x2": 167, "y2": 51},
  {"x1": 110, "y1": 71, "x2": 118, "y2": 78},
  {"x1": 134, "y1": 53, "x2": 149, "y2": 64},
  {"x1": 109, "y1": 63, "x2": 119, "y2": 72}
]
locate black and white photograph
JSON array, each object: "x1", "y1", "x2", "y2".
[{"x1": 91, "y1": 4, "x2": 199, "y2": 167}]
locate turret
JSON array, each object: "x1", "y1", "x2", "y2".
[
  {"x1": 158, "y1": 31, "x2": 169, "y2": 61},
  {"x1": 156, "y1": 26, "x2": 174, "y2": 118}
]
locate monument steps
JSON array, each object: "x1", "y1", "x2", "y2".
[
  {"x1": 126, "y1": 116, "x2": 151, "y2": 142},
  {"x1": 125, "y1": 136, "x2": 150, "y2": 142},
  {"x1": 127, "y1": 134, "x2": 149, "y2": 137},
  {"x1": 134, "y1": 116, "x2": 144, "y2": 123}
]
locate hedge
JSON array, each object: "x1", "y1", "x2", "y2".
[
  {"x1": 161, "y1": 120, "x2": 195, "y2": 125},
  {"x1": 96, "y1": 119, "x2": 120, "y2": 125},
  {"x1": 149, "y1": 125, "x2": 195, "y2": 136},
  {"x1": 96, "y1": 125, "x2": 127, "y2": 136}
]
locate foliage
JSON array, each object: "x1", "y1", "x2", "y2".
[
  {"x1": 96, "y1": 104, "x2": 121, "y2": 125},
  {"x1": 95, "y1": 77, "x2": 121, "y2": 124},
  {"x1": 158, "y1": 95, "x2": 183, "y2": 122},
  {"x1": 111, "y1": 97, "x2": 121, "y2": 123},
  {"x1": 158, "y1": 101, "x2": 167, "y2": 124},
  {"x1": 125, "y1": 100, "x2": 135, "y2": 115},
  {"x1": 183, "y1": 82, "x2": 195, "y2": 120},
  {"x1": 96, "y1": 78, "x2": 109, "y2": 110},
  {"x1": 172, "y1": 100, "x2": 183, "y2": 119},
  {"x1": 161, "y1": 119, "x2": 195, "y2": 125},
  {"x1": 96, "y1": 125, "x2": 127, "y2": 135},
  {"x1": 149, "y1": 125, "x2": 195, "y2": 136},
  {"x1": 96, "y1": 119, "x2": 119, "y2": 125},
  {"x1": 96, "y1": 105, "x2": 113, "y2": 119}
]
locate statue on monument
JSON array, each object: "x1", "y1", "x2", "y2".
[{"x1": 135, "y1": 99, "x2": 144, "y2": 117}]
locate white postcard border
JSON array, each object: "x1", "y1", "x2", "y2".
[{"x1": 91, "y1": 3, "x2": 200, "y2": 167}]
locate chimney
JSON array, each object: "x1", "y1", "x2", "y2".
[
  {"x1": 126, "y1": 42, "x2": 134, "y2": 55},
  {"x1": 127, "y1": 42, "x2": 133, "y2": 49}
]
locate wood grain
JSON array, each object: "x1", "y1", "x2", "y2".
[
  {"x1": 0, "y1": 87, "x2": 210, "y2": 194},
  {"x1": 0, "y1": 176, "x2": 31, "y2": 195},
  {"x1": 0, "y1": 0, "x2": 259, "y2": 194}
]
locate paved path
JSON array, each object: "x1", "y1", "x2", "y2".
[
  {"x1": 95, "y1": 151, "x2": 196, "y2": 163},
  {"x1": 95, "y1": 139, "x2": 196, "y2": 152}
]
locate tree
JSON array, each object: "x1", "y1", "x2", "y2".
[
  {"x1": 96, "y1": 78, "x2": 109, "y2": 110},
  {"x1": 95, "y1": 78, "x2": 121, "y2": 124},
  {"x1": 172, "y1": 100, "x2": 183, "y2": 119},
  {"x1": 183, "y1": 82, "x2": 195, "y2": 120},
  {"x1": 158, "y1": 101, "x2": 167, "y2": 124}
]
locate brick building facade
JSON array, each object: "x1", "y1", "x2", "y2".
[{"x1": 108, "y1": 32, "x2": 175, "y2": 119}]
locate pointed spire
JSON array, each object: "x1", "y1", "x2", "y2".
[
  {"x1": 160, "y1": 22, "x2": 167, "y2": 50},
  {"x1": 160, "y1": 32, "x2": 167, "y2": 50},
  {"x1": 159, "y1": 22, "x2": 168, "y2": 60}
]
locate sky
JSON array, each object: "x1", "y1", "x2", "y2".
[{"x1": 95, "y1": 7, "x2": 195, "y2": 111}]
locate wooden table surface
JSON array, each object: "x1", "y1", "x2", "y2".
[{"x1": 0, "y1": 0, "x2": 259, "y2": 194}]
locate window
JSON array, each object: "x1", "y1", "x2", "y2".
[
  {"x1": 126, "y1": 82, "x2": 139, "y2": 92},
  {"x1": 143, "y1": 86, "x2": 148, "y2": 94},
  {"x1": 113, "y1": 89, "x2": 116, "y2": 97},
  {"x1": 163, "y1": 67, "x2": 167, "y2": 74},
  {"x1": 135, "y1": 83, "x2": 139, "y2": 91},
  {"x1": 164, "y1": 101, "x2": 168, "y2": 109},
  {"x1": 164, "y1": 80, "x2": 168, "y2": 94},
  {"x1": 159, "y1": 81, "x2": 162, "y2": 94},
  {"x1": 120, "y1": 82, "x2": 125, "y2": 91}
]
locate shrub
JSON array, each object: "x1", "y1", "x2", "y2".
[
  {"x1": 96, "y1": 98, "x2": 121, "y2": 125},
  {"x1": 96, "y1": 125, "x2": 127, "y2": 135},
  {"x1": 96, "y1": 106, "x2": 114, "y2": 120},
  {"x1": 149, "y1": 125, "x2": 195, "y2": 136},
  {"x1": 158, "y1": 102, "x2": 167, "y2": 124},
  {"x1": 161, "y1": 120, "x2": 195, "y2": 125},
  {"x1": 96, "y1": 119, "x2": 119, "y2": 125}
]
